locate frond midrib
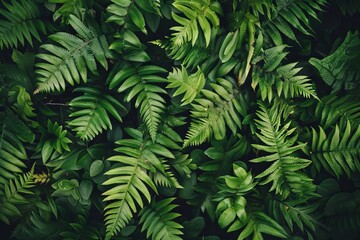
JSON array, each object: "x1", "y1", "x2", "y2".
[
  {"x1": 312, "y1": 148, "x2": 360, "y2": 154},
  {"x1": 106, "y1": 158, "x2": 139, "y2": 237},
  {"x1": 258, "y1": 106, "x2": 292, "y2": 191},
  {"x1": 36, "y1": 36, "x2": 98, "y2": 91},
  {"x1": 80, "y1": 96, "x2": 101, "y2": 139}
]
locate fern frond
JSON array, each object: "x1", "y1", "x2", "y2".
[
  {"x1": 309, "y1": 31, "x2": 360, "y2": 90},
  {"x1": 68, "y1": 86, "x2": 126, "y2": 141},
  {"x1": 103, "y1": 128, "x2": 180, "y2": 239},
  {"x1": 0, "y1": 168, "x2": 35, "y2": 224},
  {"x1": 164, "y1": 40, "x2": 212, "y2": 70},
  {"x1": 274, "y1": 62, "x2": 317, "y2": 100},
  {"x1": 35, "y1": 15, "x2": 110, "y2": 93},
  {"x1": 0, "y1": 112, "x2": 30, "y2": 185},
  {"x1": 250, "y1": 101, "x2": 315, "y2": 199},
  {"x1": 167, "y1": 66, "x2": 205, "y2": 106},
  {"x1": 170, "y1": 0, "x2": 222, "y2": 47},
  {"x1": 0, "y1": 0, "x2": 47, "y2": 49},
  {"x1": 139, "y1": 198, "x2": 183, "y2": 240},
  {"x1": 315, "y1": 91, "x2": 360, "y2": 130},
  {"x1": 107, "y1": 63, "x2": 167, "y2": 141},
  {"x1": 310, "y1": 121, "x2": 360, "y2": 178},
  {"x1": 268, "y1": 197, "x2": 318, "y2": 236},
  {"x1": 183, "y1": 78, "x2": 247, "y2": 147},
  {"x1": 252, "y1": 45, "x2": 318, "y2": 101},
  {"x1": 11, "y1": 199, "x2": 63, "y2": 239},
  {"x1": 266, "y1": 0, "x2": 326, "y2": 44}
]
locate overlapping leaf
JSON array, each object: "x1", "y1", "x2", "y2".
[
  {"x1": 184, "y1": 78, "x2": 247, "y2": 147},
  {"x1": 103, "y1": 128, "x2": 180, "y2": 239},
  {"x1": 170, "y1": 0, "x2": 222, "y2": 47}
]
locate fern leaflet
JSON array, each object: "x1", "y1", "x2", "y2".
[
  {"x1": 309, "y1": 31, "x2": 360, "y2": 90},
  {"x1": 315, "y1": 91, "x2": 360, "y2": 130}
]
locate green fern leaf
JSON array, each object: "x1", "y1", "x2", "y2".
[
  {"x1": 109, "y1": 30, "x2": 150, "y2": 62},
  {"x1": 68, "y1": 86, "x2": 127, "y2": 141},
  {"x1": 214, "y1": 163, "x2": 288, "y2": 239},
  {"x1": 35, "y1": 15, "x2": 110, "y2": 93},
  {"x1": 268, "y1": 198, "x2": 319, "y2": 236},
  {"x1": 60, "y1": 214, "x2": 102, "y2": 240},
  {"x1": 252, "y1": 45, "x2": 318, "y2": 101},
  {"x1": 153, "y1": 39, "x2": 212, "y2": 70},
  {"x1": 167, "y1": 66, "x2": 205, "y2": 106},
  {"x1": 250, "y1": 101, "x2": 315, "y2": 199},
  {"x1": 266, "y1": 0, "x2": 326, "y2": 44},
  {"x1": 310, "y1": 121, "x2": 360, "y2": 178},
  {"x1": 0, "y1": 112, "x2": 30, "y2": 185},
  {"x1": 183, "y1": 78, "x2": 247, "y2": 147},
  {"x1": 107, "y1": 63, "x2": 167, "y2": 141},
  {"x1": 0, "y1": 168, "x2": 35, "y2": 224},
  {"x1": 103, "y1": 128, "x2": 181, "y2": 239},
  {"x1": 36, "y1": 120, "x2": 72, "y2": 164},
  {"x1": 315, "y1": 91, "x2": 360, "y2": 130},
  {"x1": 309, "y1": 31, "x2": 360, "y2": 90},
  {"x1": 170, "y1": 0, "x2": 222, "y2": 47},
  {"x1": 0, "y1": 0, "x2": 47, "y2": 49},
  {"x1": 139, "y1": 198, "x2": 183, "y2": 240}
]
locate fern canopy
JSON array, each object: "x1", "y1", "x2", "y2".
[{"x1": 1, "y1": 0, "x2": 360, "y2": 240}]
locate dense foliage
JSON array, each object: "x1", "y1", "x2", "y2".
[{"x1": 1, "y1": 0, "x2": 360, "y2": 239}]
